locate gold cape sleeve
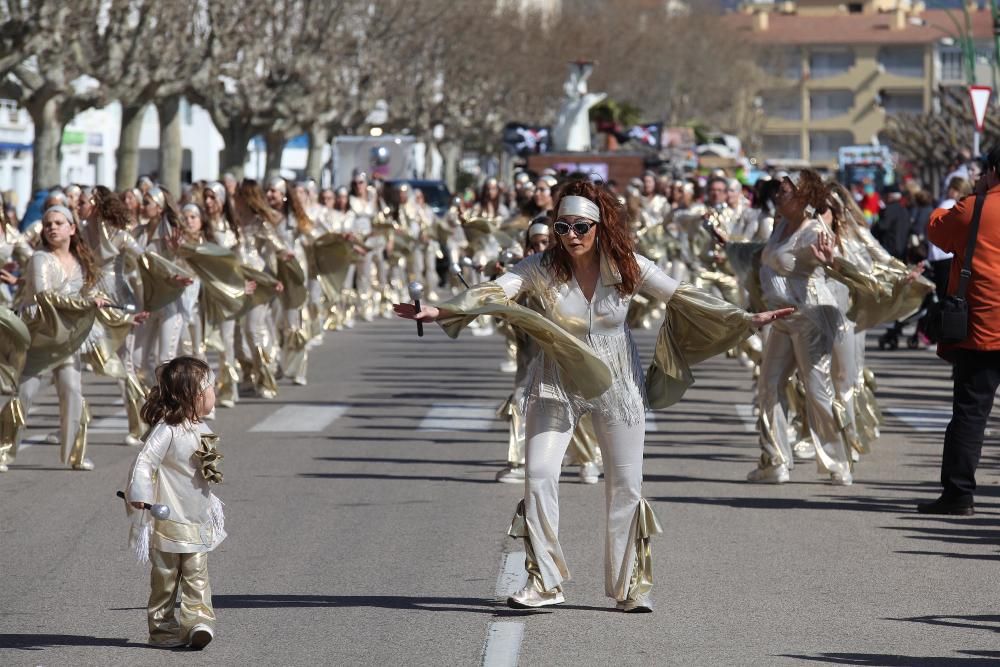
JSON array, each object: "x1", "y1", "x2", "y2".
[
  {"x1": 177, "y1": 243, "x2": 248, "y2": 322},
  {"x1": 276, "y1": 254, "x2": 307, "y2": 310},
  {"x1": 646, "y1": 283, "x2": 755, "y2": 410},
  {"x1": 313, "y1": 233, "x2": 357, "y2": 299},
  {"x1": 849, "y1": 267, "x2": 934, "y2": 332},
  {"x1": 0, "y1": 307, "x2": 31, "y2": 393},
  {"x1": 138, "y1": 251, "x2": 193, "y2": 312},
  {"x1": 725, "y1": 241, "x2": 766, "y2": 313},
  {"x1": 436, "y1": 283, "x2": 612, "y2": 400},
  {"x1": 22, "y1": 292, "x2": 98, "y2": 378},
  {"x1": 238, "y1": 266, "x2": 280, "y2": 311}
]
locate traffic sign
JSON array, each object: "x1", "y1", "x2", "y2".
[{"x1": 969, "y1": 85, "x2": 992, "y2": 132}]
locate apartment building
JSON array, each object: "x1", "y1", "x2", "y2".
[{"x1": 726, "y1": 1, "x2": 997, "y2": 167}]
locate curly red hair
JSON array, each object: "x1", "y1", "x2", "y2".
[{"x1": 541, "y1": 179, "x2": 639, "y2": 296}]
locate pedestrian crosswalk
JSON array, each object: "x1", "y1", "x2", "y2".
[
  {"x1": 249, "y1": 404, "x2": 347, "y2": 433},
  {"x1": 886, "y1": 407, "x2": 952, "y2": 433},
  {"x1": 418, "y1": 403, "x2": 501, "y2": 431}
]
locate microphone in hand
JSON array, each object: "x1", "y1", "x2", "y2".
[{"x1": 408, "y1": 281, "x2": 425, "y2": 337}]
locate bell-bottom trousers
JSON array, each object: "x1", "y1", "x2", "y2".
[{"x1": 522, "y1": 402, "x2": 644, "y2": 599}]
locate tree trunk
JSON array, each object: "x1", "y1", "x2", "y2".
[
  {"x1": 157, "y1": 95, "x2": 182, "y2": 195},
  {"x1": 305, "y1": 125, "x2": 329, "y2": 182},
  {"x1": 116, "y1": 102, "x2": 146, "y2": 191},
  {"x1": 29, "y1": 95, "x2": 65, "y2": 192},
  {"x1": 264, "y1": 131, "x2": 286, "y2": 178},
  {"x1": 218, "y1": 120, "x2": 254, "y2": 179},
  {"x1": 443, "y1": 140, "x2": 462, "y2": 193}
]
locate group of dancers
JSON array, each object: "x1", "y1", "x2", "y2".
[
  {"x1": 397, "y1": 167, "x2": 932, "y2": 613},
  {"x1": 0, "y1": 164, "x2": 932, "y2": 624}
]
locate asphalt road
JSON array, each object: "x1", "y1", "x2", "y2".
[{"x1": 1, "y1": 318, "x2": 998, "y2": 666}]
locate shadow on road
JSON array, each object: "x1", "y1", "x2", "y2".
[
  {"x1": 890, "y1": 614, "x2": 1000, "y2": 633},
  {"x1": 213, "y1": 594, "x2": 496, "y2": 614},
  {"x1": 779, "y1": 650, "x2": 1000, "y2": 665},
  {"x1": 651, "y1": 495, "x2": 915, "y2": 513},
  {"x1": 0, "y1": 634, "x2": 159, "y2": 651}
]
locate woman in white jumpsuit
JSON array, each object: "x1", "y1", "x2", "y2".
[{"x1": 396, "y1": 181, "x2": 790, "y2": 612}]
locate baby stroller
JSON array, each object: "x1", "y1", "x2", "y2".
[{"x1": 877, "y1": 291, "x2": 936, "y2": 350}]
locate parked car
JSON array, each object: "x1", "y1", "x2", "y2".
[{"x1": 384, "y1": 179, "x2": 452, "y2": 218}]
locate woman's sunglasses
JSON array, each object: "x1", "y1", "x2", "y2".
[{"x1": 553, "y1": 220, "x2": 597, "y2": 236}]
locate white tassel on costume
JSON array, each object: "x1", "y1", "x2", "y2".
[
  {"x1": 209, "y1": 493, "x2": 226, "y2": 544},
  {"x1": 130, "y1": 519, "x2": 151, "y2": 565}
]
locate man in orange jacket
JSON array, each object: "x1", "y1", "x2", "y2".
[{"x1": 918, "y1": 147, "x2": 1000, "y2": 516}]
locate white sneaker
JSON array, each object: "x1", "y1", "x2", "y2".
[
  {"x1": 579, "y1": 462, "x2": 600, "y2": 484},
  {"x1": 258, "y1": 388, "x2": 276, "y2": 400},
  {"x1": 124, "y1": 434, "x2": 143, "y2": 447},
  {"x1": 204, "y1": 408, "x2": 216, "y2": 421},
  {"x1": 618, "y1": 593, "x2": 653, "y2": 613},
  {"x1": 746, "y1": 463, "x2": 790, "y2": 484},
  {"x1": 45, "y1": 432, "x2": 59, "y2": 445},
  {"x1": 850, "y1": 449, "x2": 860, "y2": 462},
  {"x1": 496, "y1": 466, "x2": 525, "y2": 484},
  {"x1": 71, "y1": 458, "x2": 95, "y2": 471},
  {"x1": 0, "y1": 463, "x2": 8, "y2": 472},
  {"x1": 499, "y1": 360, "x2": 517, "y2": 373},
  {"x1": 507, "y1": 583, "x2": 564, "y2": 609},
  {"x1": 218, "y1": 398, "x2": 235, "y2": 409},
  {"x1": 831, "y1": 470, "x2": 853, "y2": 486},
  {"x1": 293, "y1": 376, "x2": 307, "y2": 386},
  {"x1": 792, "y1": 440, "x2": 816, "y2": 460},
  {"x1": 187, "y1": 624, "x2": 213, "y2": 649}
]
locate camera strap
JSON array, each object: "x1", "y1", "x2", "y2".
[{"x1": 957, "y1": 191, "x2": 988, "y2": 299}]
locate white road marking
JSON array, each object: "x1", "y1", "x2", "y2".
[
  {"x1": 481, "y1": 622, "x2": 524, "y2": 667},
  {"x1": 418, "y1": 403, "x2": 499, "y2": 432},
  {"x1": 250, "y1": 404, "x2": 347, "y2": 433},
  {"x1": 734, "y1": 404, "x2": 758, "y2": 433},
  {"x1": 90, "y1": 410, "x2": 129, "y2": 434},
  {"x1": 645, "y1": 412, "x2": 659, "y2": 432},
  {"x1": 887, "y1": 407, "x2": 952, "y2": 433},
  {"x1": 494, "y1": 551, "x2": 528, "y2": 598}
]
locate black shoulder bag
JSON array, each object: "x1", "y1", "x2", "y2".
[{"x1": 927, "y1": 191, "x2": 987, "y2": 344}]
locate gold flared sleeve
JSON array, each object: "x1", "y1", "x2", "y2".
[
  {"x1": 313, "y1": 233, "x2": 357, "y2": 293},
  {"x1": 849, "y1": 269, "x2": 934, "y2": 332},
  {"x1": 725, "y1": 241, "x2": 766, "y2": 313},
  {"x1": 22, "y1": 292, "x2": 98, "y2": 378},
  {"x1": 0, "y1": 307, "x2": 31, "y2": 393},
  {"x1": 276, "y1": 254, "x2": 307, "y2": 310},
  {"x1": 823, "y1": 255, "x2": 893, "y2": 310},
  {"x1": 437, "y1": 283, "x2": 612, "y2": 401},
  {"x1": 137, "y1": 251, "x2": 193, "y2": 312},
  {"x1": 646, "y1": 283, "x2": 755, "y2": 410},
  {"x1": 177, "y1": 243, "x2": 248, "y2": 322},
  {"x1": 238, "y1": 266, "x2": 280, "y2": 311},
  {"x1": 195, "y1": 433, "x2": 224, "y2": 484}
]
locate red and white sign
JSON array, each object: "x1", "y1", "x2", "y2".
[{"x1": 969, "y1": 85, "x2": 992, "y2": 132}]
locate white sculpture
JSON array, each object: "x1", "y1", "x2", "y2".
[{"x1": 552, "y1": 61, "x2": 606, "y2": 152}]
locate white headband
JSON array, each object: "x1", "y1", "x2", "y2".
[
  {"x1": 44, "y1": 205, "x2": 74, "y2": 222},
  {"x1": 557, "y1": 196, "x2": 600, "y2": 223},
  {"x1": 528, "y1": 221, "x2": 550, "y2": 237}
]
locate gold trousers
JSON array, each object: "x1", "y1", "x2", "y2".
[{"x1": 148, "y1": 549, "x2": 215, "y2": 644}]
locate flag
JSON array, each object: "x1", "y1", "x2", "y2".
[{"x1": 502, "y1": 123, "x2": 551, "y2": 155}]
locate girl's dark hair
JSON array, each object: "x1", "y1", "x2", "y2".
[
  {"x1": 752, "y1": 178, "x2": 781, "y2": 211},
  {"x1": 92, "y1": 185, "x2": 132, "y2": 229},
  {"x1": 541, "y1": 179, "x2": 639, "y2": 297},
  {"x1": 140, "y1": 356, "x2": 211, "y2": 426},
  {"x1": 41, "y1": 208, "x2": 99, "y2": 289}
]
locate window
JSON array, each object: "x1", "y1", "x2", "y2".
[
  {"x1": 809, "y1": 49, "x2": 854, "y2": 79},
  {"x1": 882, "y1": 91, "x2": 924, "y2": 115},
  {"x1": 760, "y1": 48, "x2": 802, "y2": 80},
  {"x1": 763, "y1": 134, "x2": 802, "y2": 160},
  {"x1": 809, "y1": 131, "x2": 854, "y2": 162},
  {"x1": 878, "y1": 46, "x2": 924, "y2": 78},
  {"x1": 0, "y1": 99, "x2": 19, "y2": 125},
  {"x1": 939, "y1": 46, "x2": 965, "y2": 83},
  {"x1": 761, "y1": 89, "x2": 801, "y2": 120},
  {"x1": 810, "y1": 90, "x2": 854, "y2": 120}
]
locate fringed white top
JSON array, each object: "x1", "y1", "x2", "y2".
[{"x1": 494, "y1": 253, "x2": 679, "y2": 426}]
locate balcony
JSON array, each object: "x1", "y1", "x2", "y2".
[{"x1": 810, "y1": 90, "x2": 854, "y2": 121}]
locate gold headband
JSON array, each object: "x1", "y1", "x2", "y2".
[{"x1": 557, "y1": 195, "x2": 600, "y2": 223}]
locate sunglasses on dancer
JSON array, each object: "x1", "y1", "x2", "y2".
[{"x1": 553, "y1": 219, "x2": 597, "y2": 236}]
